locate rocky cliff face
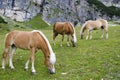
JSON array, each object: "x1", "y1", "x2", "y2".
[
  {"x1": 0, "y1": 0, "x2": 42, "y2": 21},
  {"x1": 0, "y1": 0, "x2": 120, "y2": 25}
]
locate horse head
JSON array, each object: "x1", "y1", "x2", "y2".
[
  {"x1": 80, "y1": 33, "x2": 84, "y2": 39},
  {"x1": 69, "y1": 22, "x2": 77, "y2": 47},
  {"x1": 36, "y1": 30, "x2": 56, "y2": 74},
  {"x1": 71, "y1": 33, "x2": 77, "y2": 47},
  {"x1": 48, "y1": 52, "x2": 56, "y2": 74}
]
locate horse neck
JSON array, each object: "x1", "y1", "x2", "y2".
[
  {"x1": 40, "y1": 37, "x2": 51, "y2": 59},
  {"x1": 39, "y1": 33, "x2": 56, "y2": 65},
  {"x1": 36, "y1": 30, "x2": 55, "y2": 61},
  {"x1": 80, "y1": 26, "x2": 85, "y2": 35},
  {"x1": 81, "y1": 22, "x2": 87, "y2": 34}
]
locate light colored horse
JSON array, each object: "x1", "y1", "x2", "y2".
[
  {"x1": 2, "y1": 30, "x2": 56, "y2": 74},
  {"x1": 80, "y1": 19, "x2": 108, "y2": 40},
  {"x1": 53, "y1": 22, "x2": 77, "y2": 47}
]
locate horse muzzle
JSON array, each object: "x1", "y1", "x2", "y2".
[
  {"x1": 80, "y1": 35, "x2": 83, "y2": 39},
  {"x1": 49, "y1": 68, "x2": 55, "y2": 74},
  {"x1": 73, "y1": 43, "x2": 76, "y2": 47}
]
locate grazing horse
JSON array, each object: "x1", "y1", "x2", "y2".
[
  {"x1": 80, "y1": 19, "x2": 108, "y2": 40},
  {"x1": 2, "y1": 30, "x2": 56, "y2": 74},
  {"x1": 53, "y1": 22, "x2": 77, "y2": 47}
]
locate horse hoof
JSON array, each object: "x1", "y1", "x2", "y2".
[
  {"x1": 24, "y1": 68, "x2": 28, "y2": 71},
  {"x1": 11, "y1": 68, "x2": 14, "y2": 70},
  {"x1": 49, "y1": 69, "x2": 55, "y2": 74},
  {"x1": 50, "y1": 72, "x2": 55, "y2": 74},
  {"x1": 49, "y1": 71, "x2": 55, "y2": 74},
  {"x1": 73, "y1": 45, "x2": 76, "y2": 47},
  {"x1": 67, "y1": 44, "x2": 70, "y2": 47},
  {"x1": 2, "y1": 67, "x2": 5, "y2": 70},
  {"x1": 31, "y1": 72, "x2": 37, "y2": 75},
  {"x1": 10, "y1": 67, "x2": 15, "y2": 70}
]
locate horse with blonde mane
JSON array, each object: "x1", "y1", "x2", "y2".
[
  {"x1": 53, "y1": 22, "x2": 77, "y2": 47},
  {"x1": 2, "y1": 30, "x2": 56, "y2": 74},
  {"x1": 80, "y1": 19, "x2": 108, "y2": 40}
]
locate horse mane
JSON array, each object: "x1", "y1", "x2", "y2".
[
  {"x1": 69, "y1": 22, "x2": 77, "y2": 43},
  {"x1": 32, "y1": 30, "x2": 56, "y2": 65}
]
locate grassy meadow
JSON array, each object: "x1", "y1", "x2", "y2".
[{"x1": 0, "y1": 16, "x2": 120, "y2": 80}]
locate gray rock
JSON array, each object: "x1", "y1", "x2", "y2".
[{"x1": 0, "y1": 0, "x2": 120, "y2": 25}]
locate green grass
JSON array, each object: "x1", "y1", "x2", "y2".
[
  {"x1": 0, "y1": 23, "x2": 120, "y2": 80},
  {"x1": 25, "y1": 14, "x2": 49, "y2": 29}
]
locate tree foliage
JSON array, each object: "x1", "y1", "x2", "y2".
[{"x1": 87, "y1": 0, "x2": 120, "y2": 16}]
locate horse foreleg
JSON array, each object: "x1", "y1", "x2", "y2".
[
  {"x1": 86, "y1": 30, "x2": 89, "y2": 40},
  {"x1": 101, "y1": 29, "x2": 104, "y2": 39},
  {"x1": 67, "y1": 35, "x2": 70, "y2": 46},
  {"x1": 89, "y1": 31, "x2": 92, "y2": 40},
  {"x1": 30, "y1": 48, "x2": 36, "y2": 74},
  {"x1": 105, "y1": 28, "x2": 108, "y2": 39},
  {"x1": 25, "y1": 49, "x2": 38, "y2": 71},
  {"x1": 106, "y1": 32, "x2": 108, "y2": 39},
  {"x1": 9, "y1": 47, "x2": 16, "y2": 69},
  {"x1": 61, "y1": 34, "x2": 64, "y2": 47}
]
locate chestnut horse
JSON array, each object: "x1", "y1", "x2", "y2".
[
  {"x1": 2, "y1": 30, "x2": 56, "y2": 74},
  {"x1": 80, "y1": 19, "x2": 108, "y2": 40},
  {"x1": 53, "y1": 22, "x2": 77, "y2": 47}
]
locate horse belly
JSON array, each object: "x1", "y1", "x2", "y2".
[{"x1": 14, "y1": 36, "x2": 31, "y2": 50}]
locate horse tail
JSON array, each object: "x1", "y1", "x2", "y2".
[
  {"x1": 69, "y1": 22, "x2": 77, "y2": 43},
  {"x1": 53, "y1": 22, "x2": 57, "y2": 33},
  {"x1": 32, "y1": 30, "x2": 56, "y2": 65},
  {"x1": 80, "y1": 22, "x2": 87, "y2": 39},
  {"x1": 2, "y1": 33, "x2": 11, "y2": 66}
]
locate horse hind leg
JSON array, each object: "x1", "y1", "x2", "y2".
[
  {"x1": 67, "y1": 35, "x2": 70, "y2": 46},
  {"x1": 53, "y1": 33, "x2": 58, "y2": 45},
  {"x1": 9, "y1": 45, "x2": 16, "y2": 69},
  {"x1": 2, "y1": 46, "x2": 10, "y2": 69},
  {"x1": 89, "y1": 31, "x2": 92, "y2": 40}
]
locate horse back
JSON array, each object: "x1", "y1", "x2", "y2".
[
  {"x1": 86, "y1": 20, "x2": 102, "y2": 30},
  {"x1": 53, "y1": 22, "x2": 74, "y2": 34},
  {"x1": 4, "y1": 30, "x2": 42, "y2": 49},
  {"x1": 53, "y1": 22, "x2": 66, "y2": 34}
]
